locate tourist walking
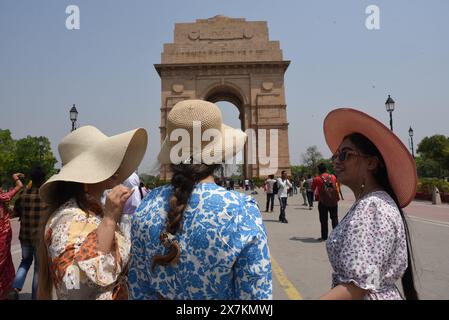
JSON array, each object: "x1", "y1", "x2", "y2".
[
  {"x1": 277, "y1": 171, "x2": 292, "y2": 223},
  {"x1": 265, "y1": 174, "x2": 276, "y2": 212},
  {"x1": 9, "y1": 166, "x2": 47, "y2": 300},
  {"x1": 305, "y1": 174, "x2": 314, "y2": 210},
  {"x1": 319, "y1": 108, "x2": 418, "y2": 300},
  {"x1": 299, "y1": 177, "x2": 308, "y2": 205},
  {"x1": 312, "y1": 163, "x2": 339, "y2": 240},
  {"x1": 0, "y1": 173, "x2": 24, "y2": 300}
]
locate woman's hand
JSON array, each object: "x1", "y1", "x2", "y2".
[
  {"x1": 12, "y1": 173, "x2": 24, "y2": 189},
  {"x1": 12, "y1": 173, "x2": 24, "y2": 180},
  {"x1": 319, "y1": 283, "x2": 367, "y2": 300},
  {"x1": 103, "y1": 185, "x2": 133, "y2": 223},
  {"x1": 97, "y1": 185, "x2": 133, "y2": 254}
]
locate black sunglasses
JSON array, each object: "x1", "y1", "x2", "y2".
[{"x1": 331, "y1": 150, "x2": 367, "y2": 162}]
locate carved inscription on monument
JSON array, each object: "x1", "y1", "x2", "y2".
[{"x1": 188, "y1": 28, "x2": 253, "y2": 41}]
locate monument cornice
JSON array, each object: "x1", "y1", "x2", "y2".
[{"x1": 154, "y1": 61, "x2": 290, "y2": 77}]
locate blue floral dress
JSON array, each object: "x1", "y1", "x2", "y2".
[{"x1": 128, "y1": 183, "x2": 272, "y2": 300}]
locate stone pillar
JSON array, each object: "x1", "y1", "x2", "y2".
[{"x1": 432, "y1": 187, "x2": 442, "y2": 205}]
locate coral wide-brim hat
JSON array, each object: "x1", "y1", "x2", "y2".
[
  {"x1": 323, "y1": 108, "x2": 417, "y2": 208},
  {"x1": 40, "y1": 125, "x2": 148, "y2": 204}
]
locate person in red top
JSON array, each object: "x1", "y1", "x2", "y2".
[
  {"x1": 0, "y1": 173, "x2": 24, "y2": 299},
  {"x1": 312, "y1": 163, "x2": 339, "y2": 241}
]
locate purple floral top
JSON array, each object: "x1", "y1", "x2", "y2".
[{"x1": 326, "y1": 191, "x2": 407, "y2": 300}]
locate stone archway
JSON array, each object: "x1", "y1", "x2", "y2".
[{"x1": 155, "y1": 15, "x2": 291, "y2": 180}]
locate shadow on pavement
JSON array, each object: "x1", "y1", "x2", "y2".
[
  {"x1": 18, "y1": 293, "x2": 32, "y2": 300},
  {"x1": 263, "y1": 219, "x2": 282, "y2": 223},
  {"x1": 294, "y1": 207, "x2": 313, "y2": 211},
  {"x1": 290, "y1": 237, "x2": 323, "y2": 243}
]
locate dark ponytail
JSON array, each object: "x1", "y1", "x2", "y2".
[
  {"x1": 151, "y1": 162, "x2": 221, "y2": 271},
  {"x1": 347, "y1": 133, "x2": 419, "y2": 300}
]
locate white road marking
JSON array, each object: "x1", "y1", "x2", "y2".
[
  {"x1": 410, "y1": 202, "x2": 449, "y2": 209},
  {"x1": 408, "y1": 216, "x2": 449, "y2": 228}
]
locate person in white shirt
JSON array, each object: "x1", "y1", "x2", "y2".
[
  {"x1": 264, "y1": 175, "x2": 277, "y2": 212},
  {"x1": 277, "y1": 171, "x2": 292, "y2": 223}
]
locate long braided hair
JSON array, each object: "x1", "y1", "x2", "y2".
[
  {"x1": 151, "y1": 162, "x2": 221, "y2": 271},
  {"x1": 347, "y1": 133, "x2": 419, "y2": 300}
]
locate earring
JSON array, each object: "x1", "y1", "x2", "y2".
[{"x1": 357, "y1": 179, "x2": 366, "y2": 200}]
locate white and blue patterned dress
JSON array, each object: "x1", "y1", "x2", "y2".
[
  {"x1": 326, "y1": 191, "x2": 408, "y2": 299},
  {"x1": 128, "y1": 182, "x2": 272, "y2": 300}
]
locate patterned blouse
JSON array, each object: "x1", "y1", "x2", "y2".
[
  {"x1": 129, "y1": 183, "x2": 272, "y2": 300},
  {"x1": 45, "y1": 198, "x2": 130, "y2": 299},
  {"x1": 326, "y1": 191, "x2": 408, "y2": 300}
]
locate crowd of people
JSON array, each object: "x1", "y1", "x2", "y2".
[
  {"x1": 0, "y1": 100, "x2": 418, "y2": 300},
  {"x1": 262, "y1": 164, "x2": 344, "y2": 237}
]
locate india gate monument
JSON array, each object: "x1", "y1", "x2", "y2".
[{"x1": 155, "y1": 15, "x2": 291, "y2": 180}]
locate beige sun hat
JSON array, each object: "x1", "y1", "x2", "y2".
[
  {"x1": 323, "y1": 108, "x2": 417, "y2": 208},
  {"x1": 157, "y1": 99, "x2": 247, "y2": 165},
  {"x1": 40, "y1": 125, "x2": 148, "y2": 204}
]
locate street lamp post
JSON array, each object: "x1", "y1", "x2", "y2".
[
  {"x1": 38, "y1": 138, "x2": 44, "y2": 163},
  {"x1": 70, "y1": 104, "x2": 78, "y2": 132},
  {"x1": 409, "y1": 126, "x2": 415, "y2": 159},
  {"x1": 385, "y1": 95, "x2": 395, "y2": 131}
]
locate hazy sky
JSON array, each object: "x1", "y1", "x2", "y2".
[{"x1": 1, "y1": 0, "x2": 448, "y2": 173}]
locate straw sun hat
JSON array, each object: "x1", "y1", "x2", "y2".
[
  {"x1": 40, "y1": 126, "x2": 148, "y2": 204},
  {"x1": 323, "y1": 108, "x2": 417, "y2": 208},
  {"x1": 157, "y1": 99, "x2": 247, "y2": 165}
]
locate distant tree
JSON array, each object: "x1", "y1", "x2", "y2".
[
  {"x1": 14, "y1": 136, "x2": 58, "y2": 179},
  {"x1": 0, "y1": 131, "x2": 57, "y2": 187},
  {"x1": 417, "y1": 135, "x2": 449, "y2": 178},
  {"x1": 301, "y1": 146, "x2": 324, "y2": 175},
  {"x1": 230, "y1": 164, "x2": 243, "y2": 180},
  {"x1": 0, "y1": 129, "x2": 16, "y2": 184},
  {"x1": 415, "y1": 156, "x2": 440, "y2": 178}
]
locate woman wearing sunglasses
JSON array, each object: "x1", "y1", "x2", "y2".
[{"x1": 319, "y1": 108, "x2": 418, "y2": 300}]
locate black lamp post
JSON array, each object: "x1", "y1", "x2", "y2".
[
  {"x1": 385, "y1": 95, "x2": 395, "y2": 131},
  {"x1": 409, "y1": 126, "x2": 415, "y2": 159},
  {"x1": 70, "y1": 104, "x2": 78, "y2": 132},
  {"x1": 38, "y1": 138, "x2": 44, "y2": 163}
]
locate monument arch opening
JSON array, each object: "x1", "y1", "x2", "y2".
[{"x1": 215, "y1": 100, "x2": 245, "y2": 178}]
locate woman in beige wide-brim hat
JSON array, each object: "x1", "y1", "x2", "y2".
[
  {"x1": 37, "y1": 126, "x2": 147, "y2": 300},
  {"x1": 319, "y1": 108, "x2": 418, "y2": 300},
  {"x1": 128, "y1": 100, "x2": 272, "y2": 300}
]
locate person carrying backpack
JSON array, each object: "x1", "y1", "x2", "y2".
[{"x1": 312, "y1": 163, "x2": 339, "y2": 241}]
